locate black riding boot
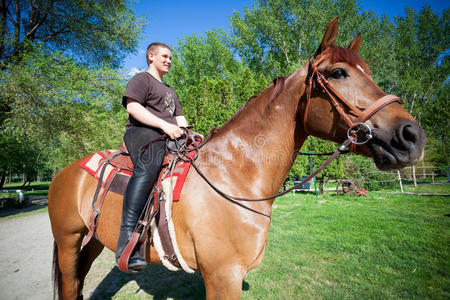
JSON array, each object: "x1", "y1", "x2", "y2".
[
  {"x1": 115, "y1": 173, "x2": 151, "y2": 271},
  {"x1": 115, "y1": 155, "x2": 163, "y2": 272}
]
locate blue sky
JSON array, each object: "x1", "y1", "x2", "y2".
[{"x1": 123, "y1": 0, "x2": 448, "y2": 73}]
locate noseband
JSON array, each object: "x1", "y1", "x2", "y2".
[{"x1": 304, "y1": 55, "x2": 404, "y2": 152}]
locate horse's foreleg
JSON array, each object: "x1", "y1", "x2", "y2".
[
  {"x1": 77, "y1": 238, "x2": 104, "y2": 296},
  {"x1": 202, "y1": 265, "x2": 246, "y2": 300}
]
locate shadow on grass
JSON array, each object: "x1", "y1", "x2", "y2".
[
  {"x1": 0, "y1": 203, "x2": 48, "y2": 218},
  {"x1": 90, "y1": 265, "x2": 250, "y2": 299}
]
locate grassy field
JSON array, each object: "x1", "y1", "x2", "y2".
[{"x1": 241, "y1": 185, "x2": 449, "y2": 299}]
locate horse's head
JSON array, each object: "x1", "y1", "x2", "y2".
[{"x1": 303, "y1": 17, "x2": 426, "y2": 170}]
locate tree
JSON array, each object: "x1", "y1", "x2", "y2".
[
  {"x1": 182, "y1": 76, "x2": 237, "y2": 136},
  {"x1": 392, "y1": 6, "x2": 449, "y2": 167},
  {"x1": 0, "y1": 0, "x2": 145, "y2": 70},
  {"x1": 0, "y1": 47, "x2": 128, "y2": 184},
  {"x1": 392, "y1": 6, "x2": 449, "y2": 116},
  {"x1": 229, "y1": 0, "x2": 387, "y2": 77},
  {"x1": 0, "y1": 0, "x2": 143, "y2": 184},
  {"x1": 166, "y1": 29, "x2": 240, "y2": 99}
]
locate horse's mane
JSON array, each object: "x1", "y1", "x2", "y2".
[{"x1": 208, "y1": 76, "x2": 286, "y2": 138}]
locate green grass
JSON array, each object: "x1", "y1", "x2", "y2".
[
  {"x1": 241, "y1": 185, "x2": 450, "y2": 299},
  {"x1": 0, "y1": 206, "x2": 48, "y2": 220},
  {"x1": 85, "y1": 184, "x2": 449, "y2": 299},
  {"x1": 2, "y1": 181, "x2": 51, "y2": 191},
  {"x1": 403, "y1": 183, "x2": 449, "y2": 194}
]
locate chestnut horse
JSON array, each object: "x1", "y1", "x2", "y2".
[{"x1": 48, "y1": 18, "x2": 426, "y2": 299}]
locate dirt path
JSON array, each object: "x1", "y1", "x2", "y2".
[
  {"x1": 0, "y1": 211, "x2": 53, "y2": 300},
  {"x1": 0, "y1": 207, "x2": 205, "y2": 299}
]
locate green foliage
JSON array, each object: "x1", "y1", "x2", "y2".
[
  {"x1": 182, "y1": 77, "x2": 236, "y2": 136},
  {"x1": 0, "y1": 47, "x2": 128, "y2": 176},
  {"x1": 229, "y1": 0, "x2": 391, "y2": 77},
  {"x1": 0, "y1": 0, "x2": 143, "y2": 183},
  {"x1": 0, "y1": 0, "x2": 146, "y2": 69},
  {"x1": 391, "y1": 6, "x2": 449, "y2": 167},
  {"x1": 166, "y1": 0, "x2": 448, "y2": 182},
  {"x1": 165, "y1": 29, "x2": 240, "y2": 99}
]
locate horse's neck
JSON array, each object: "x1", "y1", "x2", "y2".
[{"x1": 206, "y1": 65, "x2": 309, "y2": 196}]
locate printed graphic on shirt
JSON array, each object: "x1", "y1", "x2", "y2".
[{"x1": 164, "y1": 92, "x2": 176, "y2": 116}]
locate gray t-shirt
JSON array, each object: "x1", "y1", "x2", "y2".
[{"x1": 122, "y1": 72, "x2": 183, "y2": 128}]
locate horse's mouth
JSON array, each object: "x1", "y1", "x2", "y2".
[
  {"x1": 368, "y1": 141, "x2": 401, "y2": 170},
  {"x1": 367, "y1": 134, "x2": 424, "y2": 171}
]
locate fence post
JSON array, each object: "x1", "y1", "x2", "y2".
[
  {"x1": 412, "y1": 165, "x2": 417, "y2": 188},
  {"x1": 397, "y1": 171, "x2": 404, "y2": 193}
]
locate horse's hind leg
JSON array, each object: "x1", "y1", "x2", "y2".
[
  {"x1": 77, "y1": 238, "x2": 104, "y2": 297},
  {"x1": 55, "y1": 232, "x2": 84, "y2": 299},
  {"x1": 55, "y1": 234, "x2": 104, "y2": 300}
]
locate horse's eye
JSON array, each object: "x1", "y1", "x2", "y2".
[{"x1": 330, "y1": 68, "x2": 347, "y2": 79}]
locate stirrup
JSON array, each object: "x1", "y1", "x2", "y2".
[{"x1": 117, "y1": 232, "x2": 146, "y2": 273}]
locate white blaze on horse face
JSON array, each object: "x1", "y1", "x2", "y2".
[{"x1": 356, "y1": 65, "x2": 365, "y2": 73}]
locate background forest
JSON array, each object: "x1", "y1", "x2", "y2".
[{"x1": 0, "y1": 0, "x2": 448, "y2": 188}]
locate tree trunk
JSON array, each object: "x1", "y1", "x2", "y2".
[
  {"x1": 319, "y1": 178, "x2": 325, "y2": 195},
  {"x1": 0, "y1": 173, "x2": 5, "y2": 189}
]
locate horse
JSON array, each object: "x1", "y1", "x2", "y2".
[{"x1": 48, "y1": 17, "x2": 426, "y2": 299}]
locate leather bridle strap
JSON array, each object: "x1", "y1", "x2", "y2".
[
  {"x1": 354, "y1": 94, "x2": 404, "y2": 123},
  {"x1": 304, "y1": 56, "x2": 404, "y2": 149}
]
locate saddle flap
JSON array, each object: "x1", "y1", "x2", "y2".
[{"x1": 109, "y1": 153, "x2": 133, "y2": 171}]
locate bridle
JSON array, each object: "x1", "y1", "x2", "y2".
[
  {"x1": 155, "y1": 55, "x2": 406, "y2": 217},
  {"x1": 304, "y1": 54, "x2": 404, "y2": 153}
]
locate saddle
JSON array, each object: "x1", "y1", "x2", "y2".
[{"x1": 80, "y1": 128, "x2": 203, "y2": 273}]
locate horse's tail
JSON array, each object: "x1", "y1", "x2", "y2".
[{"x1": 52, "y1": 241, "x2": 63, "y2": 300}]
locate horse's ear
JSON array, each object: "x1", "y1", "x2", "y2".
[
  {"x1": 314, "y1": 17, "x2": 339, "y2": 58},
  {"x1": 348, "y1": 33, "x2": 362, "y2": 54}
]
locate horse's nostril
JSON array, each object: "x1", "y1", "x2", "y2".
[
  {"x1": 403, "y1": 125, "x2": 418, "y2": 144},
  {"x1": 398, "y1": 122, "x2": 420, "y2": 150}
]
